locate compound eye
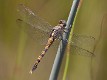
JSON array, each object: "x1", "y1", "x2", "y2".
[{"x1": 59, "y1": 20, "x2": 63, "y2": 24}]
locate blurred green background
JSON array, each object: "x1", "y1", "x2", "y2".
[{"x1": 0, "y1": 0, "x2": 107, "y2": 80}]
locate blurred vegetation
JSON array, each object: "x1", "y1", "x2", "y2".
[{"x1": 0, "y1": 0, "x2": 107, "y2": 80}]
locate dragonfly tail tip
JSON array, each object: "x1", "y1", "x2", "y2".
[{"x1": 29, "y1": 70, "x2": 33, "y2": 74}]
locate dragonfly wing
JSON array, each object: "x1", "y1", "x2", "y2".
[
  {"x1": 17, "y1": 4, "x2": 52, "y2": 33},
  {"x1": 70, "y1": 34, "x2": 95, "y2": 57},
  {"x1": 16, "y1": 19, "x2": 50, "y2": 44}
]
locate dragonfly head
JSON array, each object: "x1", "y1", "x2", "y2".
[{"x1": 59, "y1": 20, "x2": 66, "y2": 28}]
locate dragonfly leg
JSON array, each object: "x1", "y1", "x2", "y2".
[
  {"x1": 64, "y1": 29, "x2": 68, "y2": 33},
  {"x1": 58, "y1": 36, "x2": 63, "y2": 40},
  {"x1": 57, "y1": 33, "x2": 63, "y2": 40},
  {"x1": 64, "y1": 24, "x2": 71, "y2": 33},
  {"x1": 58, "y1": 33, "x2": 68, "y2": 43}
]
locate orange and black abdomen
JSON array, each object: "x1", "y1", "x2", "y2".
[
  {"x1": 30, "y1": 26, "x2": 63, "y2": 74},
  {"x1": 30, "y1": 37, "x2": 55, "y2": 73}
]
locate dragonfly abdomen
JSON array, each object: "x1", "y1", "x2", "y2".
[{"x1": 30, "y1": 37, "x2": 54, "y2": 74}]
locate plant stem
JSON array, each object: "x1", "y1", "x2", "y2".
[
  {"x1": 49, "y1": 0, "x2": 80, "y2": 80},
  {"x1": 62, "y1": 0, "x2": 82, "y2": 80}
]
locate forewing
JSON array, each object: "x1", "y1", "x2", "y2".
[
  {"x1": 17, "y1": 4, "x2": 52, "y2": 33},
  {"x1": 16, "y1": 19, "x2": 50, "y2": 44}
]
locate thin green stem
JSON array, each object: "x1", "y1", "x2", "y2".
[{"x1": 62, "y1": 0, "x2": 83, "y2": 80}]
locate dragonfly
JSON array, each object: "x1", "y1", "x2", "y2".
[{"x1": 17, "y1": 4, "x2": 95, "y2": 74}]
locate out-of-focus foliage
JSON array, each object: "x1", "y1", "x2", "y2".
[{"x1": 0, "y1": 0, "x2": 107, "y2": 80}]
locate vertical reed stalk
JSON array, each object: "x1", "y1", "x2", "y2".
[{"x1": 49, "y1": 0, "x2": 80, "y2": 80}]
